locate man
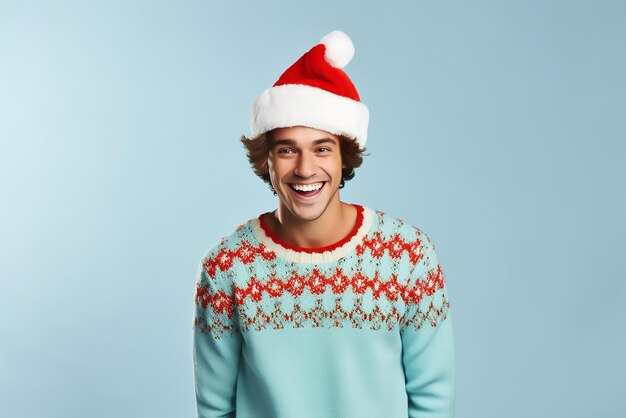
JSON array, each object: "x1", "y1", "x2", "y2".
[{"x1": 193, "y1": 30, "x2": 455, "y2": 418}]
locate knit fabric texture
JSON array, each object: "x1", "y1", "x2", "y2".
[{"x1": 193, "y1": 205, "x2": 455, "y2": 418}]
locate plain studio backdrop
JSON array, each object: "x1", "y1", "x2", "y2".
[{"x1": 1, "y1": 1, "x2": 624, "y2": 417}]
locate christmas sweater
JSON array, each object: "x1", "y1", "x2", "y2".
[{"x1": 193, "y1": 205, "x2": 454, "y2": 418}]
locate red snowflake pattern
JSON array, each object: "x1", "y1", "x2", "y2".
[
  {"x1": 196, "y1": 283, "x2": 450, "y2": 337},
  {"x1": 407, "y1": 279, "x2": 424, "y2": 305},
  {"x1": 383, "y1": 274, "x2": 403, "y2": 302},
  {"x1": 195, "y1": 221, "x2": 449, "y2": 338},
  {"x1": 387, "y1": 234, "x2": 407, "y2": 259},
  {"x1": 351, "y1": 272, "x2": 369, "y2": 294},
  {"x1": 308, "y1": 269, "x2": 327, "y2": 295},
  {"x1": 286, "y1": 272, "x2": 307, "y2": 297},
  {"x1": 406, "y1": 239, "x2": 424, "y2": 265},
  {"x1": 365, "y1": 232, "x2": 386, "y2": 258},
  {"x1": 247, "y1": 276, "x2": 264, "y2": 303},
  {"x1": 329, "y1": 268, "x2": 350, "y2": 294},
  {"x1": 210, "y1": 290, "x2": 234, "y2": 317},
  {"x1": 265, "y1": 276, "x2": 285, "y2": 298},
  {"x1": 202, "y1": 240, "x2": 277, "y2": 278},
  {"x1": 236, "y1": 241, "x2": 257, "y2": 264},
  {"x1": 354, "y1": 232, "x2": 423, "y2": 264},
  {"x1": 216, "y1": 249, "x2": 235, "y2": 272},
  {"x1": 194, "y1": 282, "x2": 235, "y2": 321},
  {"x1": 228, "y1": 264, "x2": 446, "y2": 308}
]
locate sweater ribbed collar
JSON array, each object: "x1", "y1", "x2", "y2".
[{"x1": 250, "y1": 205, "x2": 373, "y2": 264}]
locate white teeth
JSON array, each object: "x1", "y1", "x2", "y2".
[{"x1": 291, "y1": 182, "x2": 323, "y2": 192}]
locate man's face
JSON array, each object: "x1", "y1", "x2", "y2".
[{"x1": 267, "y1": 126, "x2": 344, "y2": 222}]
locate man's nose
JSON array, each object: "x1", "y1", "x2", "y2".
[{"x1": 293, "y1": 152, "x2": 315, "y2": 178}]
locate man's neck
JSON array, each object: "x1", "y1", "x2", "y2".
[{"x1": 269, "y1": 199, "x2": 358, "y2": 249}]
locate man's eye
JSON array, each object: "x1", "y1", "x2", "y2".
[
  {"x1": 277, "y1": 148, "x2": 294, "y2": 154},
  {"x1": 317, "y1": 147, "x2": 331, "y2": 153}
]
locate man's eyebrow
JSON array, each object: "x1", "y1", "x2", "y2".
[
  {"x1": 312, "y1": 138, "x2": 338, "y2": 146},
  {"x1": 271, "y1": 139, "x2": 297, "y2": 148},
  {"x1": 271, "y1": 138, "x2": 338, "y2": 148}
]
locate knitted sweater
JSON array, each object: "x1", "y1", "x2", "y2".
[{"x1": 193, "y1": 205, "x2": 455, "y2": 418}]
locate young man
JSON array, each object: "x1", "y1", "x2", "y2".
[{"x1": 193, "y1": 31, "x2": 455, "y2": 418}]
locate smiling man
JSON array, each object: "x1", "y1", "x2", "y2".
[
  {"x1": 193, "y1": 31, "x2": 455, "y2": 418},
  {"x1": 263, "y1": 127, "x2": 357, "y2": 249}
]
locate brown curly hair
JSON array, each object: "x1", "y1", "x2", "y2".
[{"x1": 240, "y1": 129, "x2": 367, "y2": 194}]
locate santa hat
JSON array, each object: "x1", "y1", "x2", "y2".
[{"x1": 251, "y1": 30, "x2": 369, "y2": 147}]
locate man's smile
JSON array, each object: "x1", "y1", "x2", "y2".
[
  {"x1": 289, "y1": 182, "x2": 325, "y2": 192},
  {"x1": 287, "y1": 181, "x2": 326, "y2": 199}
]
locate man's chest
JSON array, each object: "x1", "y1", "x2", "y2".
[{"x1": 229, "y1": 254, "x2": 416, "y2": 333}]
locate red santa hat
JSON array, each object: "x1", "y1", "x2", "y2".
[{"x1": 251, "y1": 30, "x2": 369, "y2": 147}]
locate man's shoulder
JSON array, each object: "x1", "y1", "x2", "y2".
[
  {"x1": 201, "y1": 215, "x2": 260, "y2": 262},
  {"x1": 367, "y1": 206, "x2": 430, "y2": 242},
  {"x1": 360, "y1": 206, "x2": 437, "y2": 268}
]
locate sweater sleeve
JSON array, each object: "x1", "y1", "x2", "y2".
[
  {"x1": 400, "y1": 233, "x2": 455, "y2": 418},
  {"x1": 193, "y1": 254, "x2": 242, "y2": 418}
]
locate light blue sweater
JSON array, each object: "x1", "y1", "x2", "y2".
[{"x1": 193, "y1": 205, "x2": 455, "y2": 417}]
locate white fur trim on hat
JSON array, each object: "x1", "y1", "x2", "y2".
[{"x1": 251, "y1": 84, "x2": 369, "y2": 147}]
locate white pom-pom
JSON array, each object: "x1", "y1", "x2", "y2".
[{"x1": 320, "y1": 30, "x2": 355, "y2": 69}]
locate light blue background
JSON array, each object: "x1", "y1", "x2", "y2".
[{"x1": 1, "y1": 1, "x2": 624, "y2": 417}]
